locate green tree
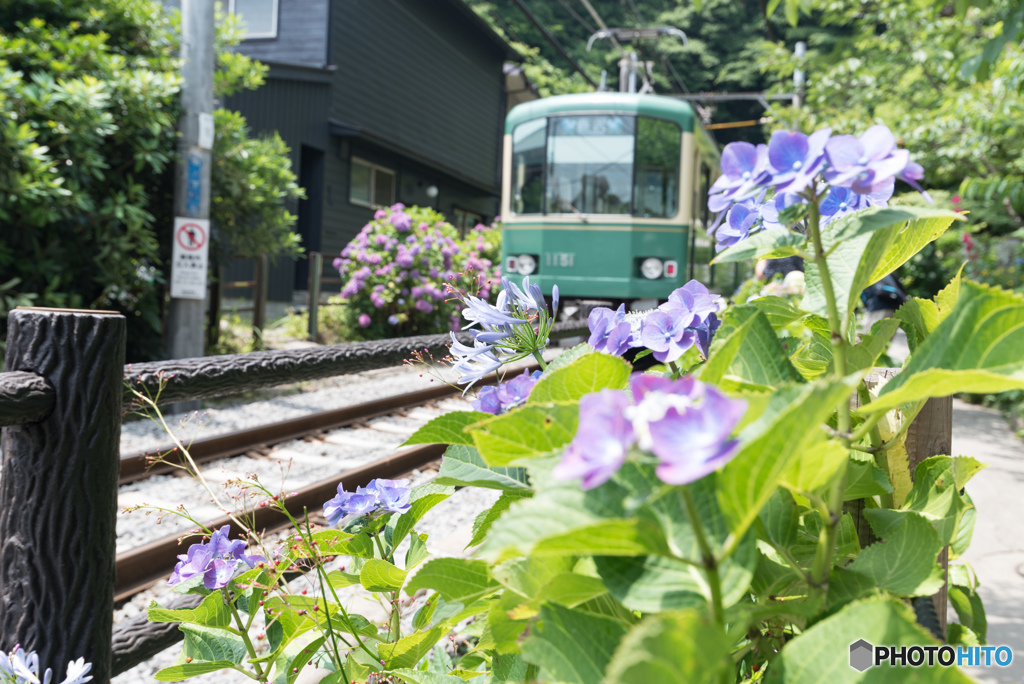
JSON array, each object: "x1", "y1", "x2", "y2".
[{"x1": 0, "y1": 0, "x2": 303, "y2": 361}]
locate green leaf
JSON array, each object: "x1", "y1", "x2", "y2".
[
  {"x1": 491, "y1": 653, "x2": 529, "y2": 682},
  {"x1": 743, "y1": 295, "x2": 809, "y2": 330},
  {"x1": 405, "y1": 558, "x2": 500, "y2": 603},
  {"x1": 844, "y1": 460, "x2": 894, "y2": 500},
  {"x1": 180, "y1": 623, "x2": 247, "y2": 665},
  {"x1": 713, "y1": 228, "x2": 805, "y2": 263},
  {"x1": 528, "y1": 352, "x2": 631, "y2": 404},
  {"x1": 469, "y1": 489, "x2": 532, "y2": 548},
  {"x1": 402, "y1": 411, "x2": 490, "y2": 446},
  {"x1": 900, "y1": 456, "x2": 985, "y2": 545},
  {"x1": 827, "y1": 206, "x2": 961, "y2": 244},
  {"x1": 545, "y1": 343, "x2": 594, "y2": 372},
  {"x1": 300, "y1": 529, "x2": 376, "y2": 558},
  {"x1": 779, "y1": 438, "x2": 848, "y2": 494},
  {"x1": 326, "y1": 570, "x2": 361, "y2": 589},
  {"x1": 950, "y1": 491, "x2": 976, "y2": 558},
  {"x1": 385, "y1": 670, "x2": 467, "y2": 684},
  {"x1": 154, "y1": 661, "x2": 237, "y2": 681},
  {"x1": 392, "y1": 482, "x2": 454, "y2": 548},
  {"x1": 948, "y1": 585, "x2": 987, "y2": 643},
  {"x1": 492, "y1": 557, "x2": 576, "y2": 599},
  {"x1": 895, "y1": 297, "x2": 941, "y2": 355},
  {"x1": 535, "y1": 573, "x2": 610, "y2": 607},
  {"x1": 275, "y1": 635, "x2": 326, "y2": 684},
  {"x1": 469, "y1": 403, "x2": 578, "y2": 466},
  {"x1": 434, "y1": 444, "x2": 531, "y2": 491},
  {"x1": 147, "y1": 593, "x2": 231, "y2": 628},
  {"x1": 519, "y1": 603, "x2": 628, "y2": 684},
  {"x1": 758, "y1": 489, "x2": 799, "y2": 548},
  {"x1": 699, "y1": 306, "x2": 803, "y2": 386},
  {"x1": 767, "y1": 596, "x2": 973, "y2": 683},
  {"x1": 406, "y1": 532, "x2": 430, "y2": 569},
  {"x1": 787, "y1": 314, "x2": 834, "y2": 380},
  {"x1": 378, "y1": 623, "x2": 452, "y2": 669},
  {"x1": 847, "y1": 318, "x2": 900, "y2": 372},
  {"x1": 866, "y1": 282, "x2": 1024, "y2": 412},
  {"x1": 850, "y1": 512, "x2": 945, "y2": 596},
  {"x1": 602, "y1": 609, "x2": 732, "y2": 684},
  {"x1": 717, "y1": 378, "x2": 856, "y2": 540},
  {"x1": 360, "y1": 558, "x2": 408, "y2": 592}
]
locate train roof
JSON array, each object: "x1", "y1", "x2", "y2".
[{"x1": 504, "y1": 92, "x2": 697, "y2": 135}]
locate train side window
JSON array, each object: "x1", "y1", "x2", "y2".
[
  {"x1": 633, "y1": 118, "x2": 681, "y2": 218},
  {"x1": 512, "y1": 119, "x2": 546, "y2": 214}
]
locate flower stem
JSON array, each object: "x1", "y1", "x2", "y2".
[
  {"x1": 805, "y1": 192, "x2": 852, "y2": 596},
  {"x1": 532, "y1": 350, "x2": 547, "y2": 370},
  {"x1": 226, "y1": 590, "x2": 266, "y2": 681},
  {"x1": 680, "y1": 487, "x2": 724, "y2": 626}
]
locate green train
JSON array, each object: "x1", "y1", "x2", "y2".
[{"x1": 500, "y1": 92, "x2": 751, "y2": 310}]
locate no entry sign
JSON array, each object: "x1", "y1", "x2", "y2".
[{"x1": 171, "y1": 217, "x2": 210, "y2": 300}]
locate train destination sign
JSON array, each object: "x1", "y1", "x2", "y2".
[{"x1": 171, "y1": 217, "x2": 210, "y2": 300}]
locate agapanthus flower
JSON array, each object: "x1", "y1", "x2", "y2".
[
  {"x1": 588, "y1": 304, "x2": 635, "y2": 356},
  {"x1": 766, "y1": 127, "x2": 831, "y2": 194},
  {"x1": 707, "y1": 142, "x2": 771, "y2": 212},
  {"x1": 0, "y1": 647, "x2": 93, "y2": 684},
  {"x1": 324, "y1": 478, "x2": 412, "y2": 524},
  {"x1": 553, "y1": 376, "x2": 746, "y2": 489},
  {"x1": 472, "y1": 369, "x2": 543, "y2": 414},
  {"x1": 168, "y1": 526, "x2": 265, "y2": 590},
  {"x1": 823, "y1": 125, "x2": 910, "y2": 194}
]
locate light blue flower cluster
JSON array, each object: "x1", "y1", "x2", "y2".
[
  {"x1": 708, "y1": 125, "x2": 930, "y2": 252},
  {"x1": 323, "y1": 478, "x2": 412, "y2": 525},
  {"x1": 449, "y1": 276, "x2": 559, "y2": 388},
  {"x1": 0, "y1": 647, "x2": 92, "y2": 684},
  {"x1": 588, "y1": 280, "x2": 721, "y2": 363},
  {"x1": 168, "y1": 525, "x2": 266, "y2": 591},
  {"x1": 553, "y1": 375, "x2": 746, "y2": 490},
  {"x1": 471, "y1": 369, "x2": 543, "y2": 415}
]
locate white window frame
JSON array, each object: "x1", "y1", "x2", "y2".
[
  {"x1": 349, "y1": 157, "x2": 397, "y2": 209},
  {"x1": 228, "y1": 0, "x2": 279, "y2": 40}
]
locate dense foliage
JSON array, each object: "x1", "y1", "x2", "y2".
[
  {"x1": 0, "y1": 0, "x2": 303, "y2": 361},
  {"x1": 332, "y1": 205, "x2": 502, "y2": 341}
]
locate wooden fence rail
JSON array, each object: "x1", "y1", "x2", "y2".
[{"x1": 0, "y1": 307, "x2": 587, "y2": 682}]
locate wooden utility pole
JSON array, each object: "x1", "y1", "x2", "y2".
[{"x1": 167, "y1": 0, "x2": 215, "y2": 370}]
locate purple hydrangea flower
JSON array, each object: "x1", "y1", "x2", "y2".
[
  {"x1": 716, "y1": 201, "x2": 759, "y2": 252},
  {"x1": 707, "y1": 142, "x2": 771, "y2": 212},
  {"x1": 766, "y1": 127, "x2": 831, "y2": 194},
  {"x1": 358, "y1": 313, "x2": 371, "y2": 328},
  {"x1": 660, "y1": 280, "x2": 720, "y2": 322},
  {"x1": 758, "y1": 192, "x2": 804, "y2": 231},
  {"x1": 823, "y1": 125, "x2": 910, "y2": 194},
  {"x1": 365, "y1": 478, "x2": 413, "y2": 514},
  {"x1": 374, "y1": 209, "x2": 387, "y2": 220},
  {"x1": 898, "y1": 160, "x2": 933, "y2": 202},
  {"x1": 588, "y1": 304, "x2": 634, "y2": 356},
  {"x1": 391, "y1": 211, "x2": 412, "y2": 232},
  {"x1": 552, "y1": 389, "x2": 635, "y2": 489},
  {"x1": 472, "y1": 369, "x2": 543, "y2": 414},
  {"x1": 169, "y1": 526, "x2": 265, "y2": 590},
  {"x1": 628, "y1": 376, "x2": 746, "y2": 485},
  {"x1": 820, "y1": 180, "x2": 894, "y2": 225},
  {"x1": 641, "y1": 310, "x2": 699, "y2": 363},
  {"x1": 323, "y1": 483, "x2": 377, "y2": 525},
  {"x1": 695, "y1": 312, "x2": 720, "y2": 358},
  {"x1": 415, "y1": 299, "x2": 434, "y2": 313},
  {"x1": 388, "y1": 314, "x2": 400, "y2": 325},
  {"x1": 472, "y1": 385, "x2": 503, "y2": 414}
]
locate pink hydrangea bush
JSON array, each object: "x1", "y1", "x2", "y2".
[{"x1": 333, "y1": 204, "x2": 502, "y2": 339}]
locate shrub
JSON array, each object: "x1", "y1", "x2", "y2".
[{"x1": 332, "y1": 205, "x2": 502, "y2": 340}]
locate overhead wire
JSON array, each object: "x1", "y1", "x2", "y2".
[{"x1": 508, "y1": 0, "x2": 599, "y2": 88}]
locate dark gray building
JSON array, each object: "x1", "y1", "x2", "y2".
[{"x1": 222, "y1": 0, "x2": 520, "y2": 303}]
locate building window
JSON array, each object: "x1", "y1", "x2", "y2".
[
  {"x1": 350, "y1": 158, "x2": 396, "y2": 208},
  {"x1": 452, "y1": 208, "x2": 484, "y2": 234},
  {"x1": 228, "y1": 0, "x2": 278, "y2": 40}
]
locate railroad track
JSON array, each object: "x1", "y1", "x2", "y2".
[{"x1": 114, "y1": 365, "x2": 538, "y2": 603}]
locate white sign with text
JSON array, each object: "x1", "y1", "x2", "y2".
[{"x1": 170, "y1": 217, "x2": 210, "y2": 300}]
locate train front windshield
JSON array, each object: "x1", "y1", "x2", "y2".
[{"x1": 512, "y1": 114, "x2": 681, "y2": 219}]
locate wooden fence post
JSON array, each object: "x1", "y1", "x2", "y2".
[
  {"x1": 252, "y1": 254, "x2": 269, "y2": 343},
  {"x1": 0, "y1": 308, "x2": 125, "y2": 684},
  {"x1": 308, "y1": 251, "x2": 323, "y2": 342}
]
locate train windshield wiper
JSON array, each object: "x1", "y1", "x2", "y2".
[{"x1": 558, "y1": 199, "x2": 589, "y2": 223}]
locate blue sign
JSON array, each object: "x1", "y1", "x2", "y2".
[{"x1": 186, "y1": 153, "x2": 203, "y2": 216}]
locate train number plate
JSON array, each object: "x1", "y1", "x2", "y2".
[{"x1": 544, "y1": 252, "x2": 576, "y2": 268}]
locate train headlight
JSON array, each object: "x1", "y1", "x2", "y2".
[
  {"x1": 640, "y1": 258, "x2": 663, "y2": 280},
  {"x1": 516, "y1": 254, "x2": 537, "y2": 276}
]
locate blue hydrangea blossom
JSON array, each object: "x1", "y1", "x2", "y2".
[
  {"x1": 323, "y1": 478, "x2": 413, "y2": 525},
  {"x1": 471, "y1": 369, "x2": 543, "y2": 415},
  {"x1": 168, "y1": 526, "x2": 265, "y2": 591}
]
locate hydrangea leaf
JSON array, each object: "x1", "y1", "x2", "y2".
[
  {"x1": 768, "y1": 597, "x2": 973, "y2": 683},
  {"x1": 469, "y1": 489, "x2": 532, "y2": 547},
  {"x1": 297, "y1": 528, "x2": 375, "y2": 558},
  {"x1": 390, "y1": 482, "x2": 454, "y2": 548},
  {"x1": 847, "y1": 318, "x2": 900, "y2": 372},
  {"x1": 147, "y1": 593, "x2": 231, "y2": 628},
  {"x1": 491, "y1": 653, "x2": 529, "y2": 682},
  {"x1": 434, "y1": 444, "x2": 530, "y2": 491},
  {"x1": 528, "y1": 352, "x2": 631, "y2": 404},
  {"x1": 384, "y1": 670, "x2": 466, "y2": 684},
  {"x1": 850, "y1": 511, "x2": 945, "y2": 596},
  {"x1": 402, "y1": 411, "x2": 491, "y2": 447},
  {"x1": 519, "y1": 603, "x2": 628, "y2": 684},
  {"x1": 712, "y1": 228, "x2": 806, "y2": 264},
  {"x1": 487, "y1": 590, "x2": 531, "y2": 654},
  {"x1": 326, "y1": 569, "x2": 361, "y2": 589},
  {"x1": 534, "y1": 573, "x2": 610, "y2": 608},
  {"x1": 359, "y1": 558, "x2": 407, "y2": 592},
  {"x1": 786, "y1": 314, "x2": 833, "y2": 380},
  {"x1": 378, "y1": 623, "x2": 454, "y2": 670},
  {"x1": 950, "y1": 491, "x2": 977, "y2": 559},
  {"x1": 865, "y1": 281, "x2": 1024, "y2": 412},
  {"x1": 742, "y1": 295, "x2": 809, "y2": 330},
  {"x1": 893, "y1": 456, "x2": 984, "y2": 545},
  {"x1": 276, "y1": 635, "x2": 327, "y2": 684},
  {"x1": 179, "y1": 623, "x2": 247, "y2": 665},
  {"x1": 545, "y1": 343, "x2": 594, "y2": 372},
  {"x1": 478, "y1": 480, "x2": 670, "y2": 561},
  {"x1": 716, "y1": 377, "x2": 858, "y2": 541},
  {"x1": 699, "y1": 306, "x2": 803, "y2": 386},
  {"x1": 826, "y1": 206, "x2": 961, "y2": 244},
  {"x1": 779, "y1": 437, "x2": 848, "y2": 495},
  {"x1": 790, "y1": 512, "x2": 861, "y2": 565},
  {"x1": 601, "y1": 609, "x2": 732, "y2": 684},
  {"x1": 405, "y1": 532, "x2": 430, "y2": 569},
  {"x1": 948, "y1": 585, "x2": 987, "y2": 643},
  {"x1": 469, "y1": 403, "x2": 578, "y2": 466},
  {"x1": 153, "y1": 661, "x2": 239, "y2": 681},
  {"x1": 758, "y1": 489, "x2": 800, "y2": 549},
  {"x1": 895, "y1": 297, "x2": 941, "y2": 355},
  {"x1": 843, "y1": 460, "x2": 895, "y2": 500},
  {"x1": 404, "y1": 558, "x2": 500, "y2": 604},
  {"x1": 492, "y1": 557, "x2": 576, "y2": 599}
]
